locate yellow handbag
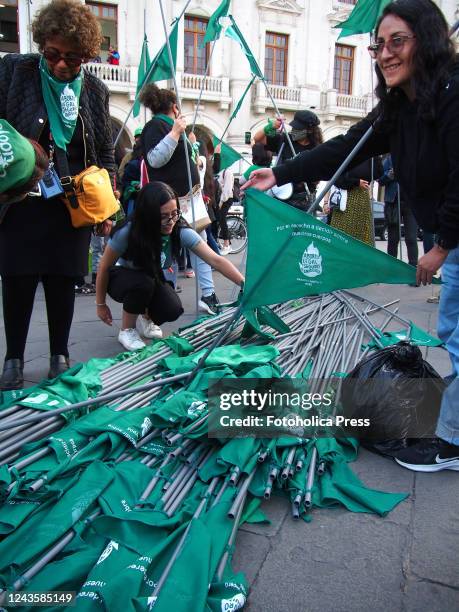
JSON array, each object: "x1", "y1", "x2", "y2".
[{"x1": 61, "y1": 166, "x2": 120, "y2": 228}]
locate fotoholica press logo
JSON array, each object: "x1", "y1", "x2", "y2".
[{"x1": 299, "y1": 242, "x2": 322, "y2": 278}]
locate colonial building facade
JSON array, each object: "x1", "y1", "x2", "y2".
[{"x1": 1, "y1": 0, "x2": 458, "y2": 160}]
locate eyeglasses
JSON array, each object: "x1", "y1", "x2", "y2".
[
  {"x1": 42, "y1": 47, "x2": 86, "y2": 68},
  {"x1": 160, "y1": 210, "x2": 181, "y2": 225},
  {"x1": 367, "y1": 35, "x2": 416, "y2": 59}
]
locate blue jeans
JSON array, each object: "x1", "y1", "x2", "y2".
[
  {"x1": 189, "y1": 232, "x2": 214, "y2": 297},
  {"x1": 436, "y1": 246, "x2": 459, "y2": 445},
  {"x1": 91, "y1": 234, "x2": 107, "y2": 275}
]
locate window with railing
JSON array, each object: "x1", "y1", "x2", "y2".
[
  {"x1": 86, "y1": 2, "x2": 118, "y2": 58},
  {"x1": 184, "y1": 15, "x2": 209, "y2": 75},
  {"x1": 339, "y1": 0, "x2": 357, "y2": 4},
  {"x1": 333, "y1": 43, "x2": 354, "y2": 94},
  {"x1": 0, "y1": 0, "x2": 19, "y2": 53},
  {"x1": 264, "y1": 32, "x2": 288, "y2": 86}
]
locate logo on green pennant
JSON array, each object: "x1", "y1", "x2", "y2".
[
  {"x1": 60, "y1": 84, "x2": 79, "y2": 122},
  {"x1": 97, "y1": 540, "x2": 119, "y2": 565},
  {"x1": 299, "y1": 242, "x2": 322, "y2": 278}
]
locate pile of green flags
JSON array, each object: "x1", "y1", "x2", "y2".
[{"x1": 0, "y1": 317, "x2": 410, "y2": 610}]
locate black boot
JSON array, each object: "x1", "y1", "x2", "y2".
[
  {"x1": 1, "y1": 358, "x2": 24, "y2": 391},
  {"x1": 48, "y1": 355, "x2": 70, "y2": 379}
]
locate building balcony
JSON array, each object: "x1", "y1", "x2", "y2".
[
  {"x1": 84, "y1": 61, "x2": 136, "y2": 95},
  {"x1": 177, "y1": 71, "x2": 232, "y2": 110},
  {"x1": 253, "y1": 80, "x2": 309, "y2": 114},
  {"x1": 320, "y1": 89, "x2": 371, "y2": 119}
]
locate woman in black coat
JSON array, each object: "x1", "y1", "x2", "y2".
[
  {"x1": 245, "y1": 0, "x2": 459, "y2": 473},
  {"x1": 0, "y1": 0, "x2": 116, "y2": 390}
]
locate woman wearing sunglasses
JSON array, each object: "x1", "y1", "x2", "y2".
[
  {"x1": 245, "y1": 0, "x2": 459, "y2": 473},
  {"x1": 0, "y1": 0, "x2": 116, "y2": 390},
  {"x1": 95, "y1": 182, "x2": 244, "y2": 352}
]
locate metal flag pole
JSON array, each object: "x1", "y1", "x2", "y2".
[
  {"x1": 113, "y1": 0, "x2": 193, "y2": 148},
  {"x1": 260, "y1": 78, "x2": 297, "y2": 158},
  {"x1": 191, "y1": 39, "x2": 219, "y2": 132},
  {"x1": 158, "y1": 0, "x2": 200, "y2": 313},
  {"x1": 396, "y1": 183, "x2": 403, "y2": 262},
  {"x1": 143, "y1": 6, "x2": 148, "y2": 127},
  {"x1": 306, "y1": 123, "x2": 375, "y2": 214}
]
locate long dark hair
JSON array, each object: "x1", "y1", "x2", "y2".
[
  {"x1": 111, "y1": 181, "x2": 183, "y2": 278},
  {"x1": 374, "y1": 0, "x2": 457, "y2": 121}
]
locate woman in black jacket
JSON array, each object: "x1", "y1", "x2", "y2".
[
  {"x1": 0, "y1": 0, "x2": 116, "y2": 390},
  {"x1": 245, "y1": 0, "x2": 459, "y2": 472}
]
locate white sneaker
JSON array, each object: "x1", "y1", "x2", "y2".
[
  {"x1": 137, "y1": 315, "x2": 163, "y2": 339},
  {"x1": 118, "y1": 328, "x2": 146, "y2": 351},
  {"x1": 220, "y1": 245, "x2": 231, "y2": 256}
]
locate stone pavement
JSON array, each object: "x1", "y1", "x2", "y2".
[{"x1": 0, "y1": 242, "x2": 458, "y2": 612}]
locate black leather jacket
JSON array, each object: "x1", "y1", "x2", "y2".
[{"x1": 0, "y1": 53, "x2": 116, "y2": 180}]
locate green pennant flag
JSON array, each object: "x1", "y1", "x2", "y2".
[
  {"x1": 335, "y1": 0, "x2": 391, "y2": 39},
  {"x1": 201, "y1": 0, "x2": 231, "y2": 46},
  {"x1": 137, "y1": 19, "x2": 178, "y2": 99},
  {"x1": 134, "y1": 35, "x2": 151, "y2": 118},
  {"x1": 225, "y1": 15, "x2": 264, "y2": 78},
  {"x1": 212, "y1": 135, "x2": 243, "y2": 171},
  {"x1": 242, "y1": 188, "x2": 424, "y2": 310}
]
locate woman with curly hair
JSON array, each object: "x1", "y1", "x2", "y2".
[
  {"x1": 0, "y1": 0, "x2": 116, "y2": 390},
  {"x1": 246, "y1": 0, "x2": 459, "y2": 472}
]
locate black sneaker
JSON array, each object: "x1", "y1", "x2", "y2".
[
  {"x1": 395, "y1": 438, "x2": 459, "y2": 472},
  {"x1": 198, "y1": 292, "x2": 220, "y2": 315}
]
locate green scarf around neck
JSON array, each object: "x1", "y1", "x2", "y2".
[
  {"x1": 39, "y1": 56, "x2": 83, "y2": 151},
  {"x1": 155, "y1": 113, "x2": 198, "y2": 163}
]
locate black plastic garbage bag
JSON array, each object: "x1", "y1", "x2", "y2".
[{"x1": 341, "y1": 342, "x2": 445, "y2": 457}]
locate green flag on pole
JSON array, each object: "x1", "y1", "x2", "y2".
[
  {"x1": 212, "y1": 135, "x2": 243, "y2": 171},
  {"x1": 241, "y1": 189, "x2": 424, "y2": 310},
  {"x1": 136, "y1": 19, "x2": 179, "y2": 98},
  {"x1": 201, "y1": 0, "x2": 231, "y2": 46},
  {"x1": 335, "y1": 0, "x2": 391, "y2": 39},
  {"x1": 149, "y1": 19, "x2": 179, "y2": 81},
  {"x1": 133, "y1": 35, "x2": 151, "y2": 118},
  {"x1": 225, "y1": 16, "x2": 264, "y2": 78}
]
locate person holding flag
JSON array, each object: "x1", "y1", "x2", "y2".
[
  {"x1": 253, "y1": 110, "x2": 323, "y2": 210},
  {"x1": 244, "y1": 0, "x2": 459, "y2": 472},
  {"x1": 139, "y1": 83, "x2": 224, "y2": 315}
]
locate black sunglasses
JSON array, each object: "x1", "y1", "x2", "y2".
[
  {"x1": 42, "y1": 47, "x2": 86, "y2": 68},
  {"x1": 368, "y1": 35, "x2": 416, "y2": 59}
]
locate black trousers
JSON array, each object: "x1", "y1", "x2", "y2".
[
  {"x1": 218, "y1": 199, "x2": 233, "y2": 240},
  {"x1": 385, "y1": 201, "x2": 419, "y2": 267},
  {"x1": 107, "y1": 267, "x2": 183, "y2": 325},
  {"x1": 2, "y1": 274, "x2": 76, "y2": 360}
]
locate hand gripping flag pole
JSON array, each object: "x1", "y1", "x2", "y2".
[{"x1": 158, "y1": 0, "x2": 200, "y2": 313}]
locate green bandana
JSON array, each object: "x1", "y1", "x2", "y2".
[
  {"x1": 39, "y1": 56, "x2": 83, "y2": 151},
  {"x1": 0, "y1": 120, "x2": 35, "y2": 194},
  {"x1": 155, "y1": 114, "x2": 198, "y2": 163},
  {"x1": 161, "y1": 235, "x2": 171, "y2": 269}
]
